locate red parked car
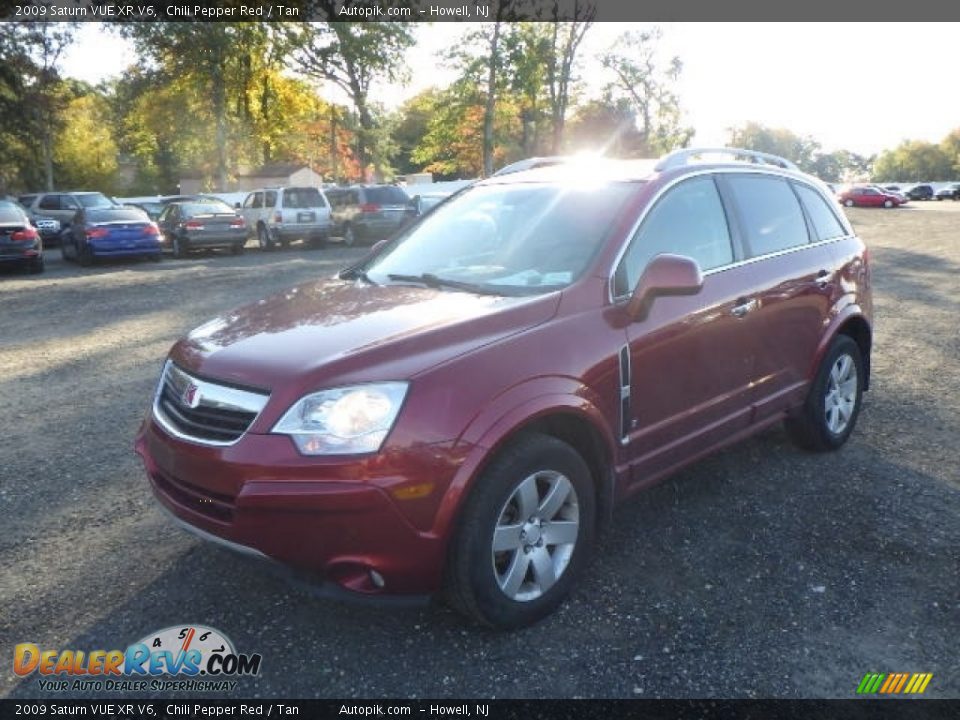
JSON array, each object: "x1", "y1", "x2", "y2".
[
  {"x1": 136, "y1": 148, "x2": 873, "y2": 629},
  {"x1": 838, "y1": 185, "x2": 905, "y2": 208}
]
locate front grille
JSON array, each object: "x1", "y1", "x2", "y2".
[{"x1": 153, "y1": 362, "x2": 269, "y2": 446}]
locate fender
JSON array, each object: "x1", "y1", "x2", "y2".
[
  {"x1": 808, "y1": 302, "x2": 872, "y2": 385},
  {"x1": 427, "y1": 375, "x2": 619, "y2": 540}
]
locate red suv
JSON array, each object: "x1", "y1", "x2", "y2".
[{"x1": 136, "y1": 148, "x2": 872, "y2": 629}]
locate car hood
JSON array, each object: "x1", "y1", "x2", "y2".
[{"x1": 171, "y1": 278, "x2": 560, "y2": 392}]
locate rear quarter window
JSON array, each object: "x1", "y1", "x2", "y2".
[
  {"x1": 726, "y1": 174, "x2": 809, "y2": 257},
  {"x1": 794, "y1": 184, "x2": 846, "y2": 241}
]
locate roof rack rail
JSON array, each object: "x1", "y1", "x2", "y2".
[{"x1": 654, "y1": 147, "x2": 799, "y2": 172}]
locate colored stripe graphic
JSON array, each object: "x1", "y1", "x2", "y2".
[{"x1": 857, "y1": 673, "x2": 932, "y2": 694}]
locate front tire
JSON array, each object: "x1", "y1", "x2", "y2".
[
  {"x1": 257, "y1": 225, "x2": 274, "y2": 251},
  {"x1": 444, "y1": 433, "x2": 596, "y2": 630},
  {"x1": 786, "y1": 335, "x2": 865, "y2": 452}
]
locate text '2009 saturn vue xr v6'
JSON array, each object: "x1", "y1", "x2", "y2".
[{"x1": 135, "y1": 148, "x2": 872, "y2": 630}]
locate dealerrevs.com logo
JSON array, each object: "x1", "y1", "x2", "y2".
[{"x1": 14, "y1": 625, "x2": 262, "y2": 692}]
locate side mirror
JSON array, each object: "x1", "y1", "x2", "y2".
[{"x1": 626, "y1": 253, "x2": 704, "y2": 321}]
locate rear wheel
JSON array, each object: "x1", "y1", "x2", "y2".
[
  {"x1": 309, "y1": 234, "x2": 327, "y2": 250},
  {"x1": 883, "y1": 199, "x2": 893, "y2": 208},
  {"x1": 78, "y1": 244, "x2": 93, "y2": 267},
  {"x1": 28, "y1": 256, "x2": 44, "y2": 274},
  {"x1": 257, "y1": 225, "x2": 274, "y2": 251},
  {"x1": 444, "y1": 433, "x2": 596, "y2": 630},
  {"x1": 786, "y1": 335, "x2": 864, "y2": 452},
  {"x1": 231, "y1": 242, "x2": 245, "y2": 255},
  {"x1": 843, "y1": 199, "x2": 854, "y2": 207},
  {"x1": 172, "y1": 236, "x2": 189, "y2": 259}
]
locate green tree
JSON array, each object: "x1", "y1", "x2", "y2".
[
  {"x1": 545, "y1": 6, "x2": 595, "y2": 152},
  {"x1": 287, "y1": 22, "x2": 414, "y2": 180},
  {"x1": 873, "y1": 140, "x2": 953, "y2": 182},
  {"x1": 599, "y1": 28, "x2": 693, "y2": 156},
  {"x1": 727, "y1": 122, "x2": 821, "y2": 171},
  {"x1": 54, "y1": 94, "x2": 119, "y2": 192},
  {"x1": 939, "y1": 128, "x2": 960, "y2": 175},
  {"x1": 0, "y1": 20, "x2": 76, "y2": 191}
]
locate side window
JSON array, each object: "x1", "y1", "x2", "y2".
[
  {"x1": 39, "y1": 194, "x2": 61, "y2": 210},
  {"x1": 726, "y1": 174, "x2": 809, "y2": 257},
  {"x1": 158, "y1": 206, "x2": 172, "y2": 222},
  {"x1": 242, "y1": 193, "x2": 256, "y2": 209},
  {"x1": 615, "y1": 175, "x2": 733, "y2": 297},
  {"x1": 794, "y1": 184, "x2": 846, "y2": 241},
  {"x1": 348, "y1": 190, "x2": 360, "y2": 206},
  {"x1": 264, "y1": 190, "x2": 277, "y2": 208}
]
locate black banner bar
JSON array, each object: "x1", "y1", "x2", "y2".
[{"x1": 1, "y1": 700, "x2": 959, "y2": 720}]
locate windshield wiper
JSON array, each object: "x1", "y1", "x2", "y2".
[{"x1": 385, "y1": 273, "x2": 502, "y2": 295}]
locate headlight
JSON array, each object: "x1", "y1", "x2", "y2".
[{"x1": 272, "y1": 382, "x2": 408, "y2": 455}]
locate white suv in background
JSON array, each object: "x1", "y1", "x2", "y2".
[{"x1": 239, "y1": 186, "x2": 332, "y2": 250}]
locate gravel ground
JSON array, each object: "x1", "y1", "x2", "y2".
[{"x1": 1, "y1": 207, "x2": 958, "y2": 700}]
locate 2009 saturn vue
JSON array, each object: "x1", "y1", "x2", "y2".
[{"x1": 136, "y1": 148, "x2": 872, "y2": 629}]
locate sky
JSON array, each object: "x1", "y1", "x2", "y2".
[{"x1": 62, "y1": 22, "x2": 960, "y2": 157}]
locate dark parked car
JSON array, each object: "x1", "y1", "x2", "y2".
[
  {"x1": 61, "y1": 206, "x2": 161, "y2": 265},
  {"x1": 325, "y1": 184, "x2": 410, "y2": 245},
  {"x1": 934, "y1": 184, "x2": 960, "y2": 200},
  {"x1": 136, "y1": 147, "x2": 872, "y2": 629},
  {"x1": 157, "y1": 201, "x2": 247, "y2": 258},
  {"x1": 906, "y1": 184, "x2": 935, "y2": 201},
  {"x1": 838, "y1": 186, "x2": 904, "y2": 208},
  {"x1": 0, "y1": 200, "x2": 44, "y2": 273},
  {"x1": 125, "y1": 201, "x2": 166, "y2": 220}
]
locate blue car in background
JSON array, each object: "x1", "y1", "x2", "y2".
[{"x1": 62, "y1": 206, "x2": 162, "y2": 265}]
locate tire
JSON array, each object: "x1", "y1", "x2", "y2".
[
  {"x1": 280, "y1": 238, "x2": 291, "y2": 250},
  {"x1": 883, "y1": 199, "x2": 893, "y2": 208},
  {"x1": 78, "y1": 244, "x2": 93, "y2": 267},
  {"x1": 172, "y1": 236, "x2": 189, "y2": 259},
  {"x1": 148, "y1": 254, "x2": 162, "y2": 263},
  {"x1": 844, "y1": 199, "x2": 854, "y2": 207},
  {"x1": 343, "y1": 224, "x2": 356, "y2": 247},
  {"x1": 786, "y1": 335, "x2": 865, "y2": 452},
  {"x1": 444, "y1": 433, "x2": 596, "y2": 630},
  {"x1": 29, "y1": 256, "x2": 44, "y2": 274},
  {"x1": 309, "y1": 234, "x2": 327, "y2": 250},
  {"x1": 257, "y1": 225, "x2": 274, "y2": 251},
  {"x1": 231, "y1": 242, "x2": 245, "y2": 255}
]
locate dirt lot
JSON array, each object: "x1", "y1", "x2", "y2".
[{"x1": 1, "y1": 205, "x2": 958, "y2": 699}]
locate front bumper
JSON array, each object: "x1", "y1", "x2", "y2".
[{"x1": 135, "y1": 416, "x2": 448, "y2": 597}]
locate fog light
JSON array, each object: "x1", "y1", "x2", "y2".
[{"x1": 369, "y1": 570, "x2": 385, "y2": 589}]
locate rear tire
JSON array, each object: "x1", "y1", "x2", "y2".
[
  {"x1": 786, "y1": 335, "x2": 864, "y2": 452},
  {"x1": 257, "y1": 225, "x2": 274, "y2": 251},
  {"x1": 29, "y1": 256, "x2": 44, "y2": 274},
  {"x1": 231, "y1": 242, "x2": 245, "y2": 255},
  {"x1": 78, "y1": 245, "x2": 93, "y2": 267},
  {"x1": 444, "y1": 433, "x2": 596, "y2": 630},
  {"x1": 883, "y1": 199, "x2": 893, "y2": 208},
  {"x1": 309, "y1": 234, "x2": 327, "y2": 250},
  {"x1": 343, "y1": 224, "x2": 356, "y2": 247},
  {"x1": 172, "y1": 236, "x2": 189, "y2": 259},
  {"x1": 843, "y1": 199, "x2": 854, "y2": 207}
]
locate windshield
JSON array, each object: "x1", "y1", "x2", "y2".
[
  {"x1": 364, "y1": 181, "x2": 638, "y2": 295},
  {"x1": 366, "y1": 186, "x2": 409, "y2": 205}
]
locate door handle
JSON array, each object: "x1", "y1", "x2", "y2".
[
  {"x1": 731, "y1": 298, "x2": 757, "y2": 318},
  {"x1": 815, "y1": 269, "x2": 830, "y2": 288}
]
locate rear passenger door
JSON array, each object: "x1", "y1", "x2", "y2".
[{"x1": 719, "y1": 173, "x2": 844, "y2": 420}]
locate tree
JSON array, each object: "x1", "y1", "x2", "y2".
[
  {"x1": 54, "y1": 94, "x2": 119, "y2": 192},
  {"x1": 599, "y1": 28, "x2": 693, "y2": 156},
  {"x1": 565, "y1": 96, "x2": 650, "y2": 156},
  {"x1": 545, "y1": 5, "x2": 595, "y2": 152},
  {"x1": 940, "y1": 128, "x2": 960, "y2": 175},
  {"x1": 873, "y1": 140, "x2": 953, "y2": 182},
  {"x1": 0, "y1": 20, "x2": 76, "y2": 191},
  {"x1": 727, "y1": 122, "x2": 821, "y2": 171},
  {"x1": 287, "y1": 22, "x2": 414, "y2": 180}
]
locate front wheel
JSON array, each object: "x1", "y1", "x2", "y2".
[
  {"x1": 444, "y1": 433, "x2": 596, "y2": 630},
  {"x1": 786, "y1": 335, "x2": 865, "y2": 452}
]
